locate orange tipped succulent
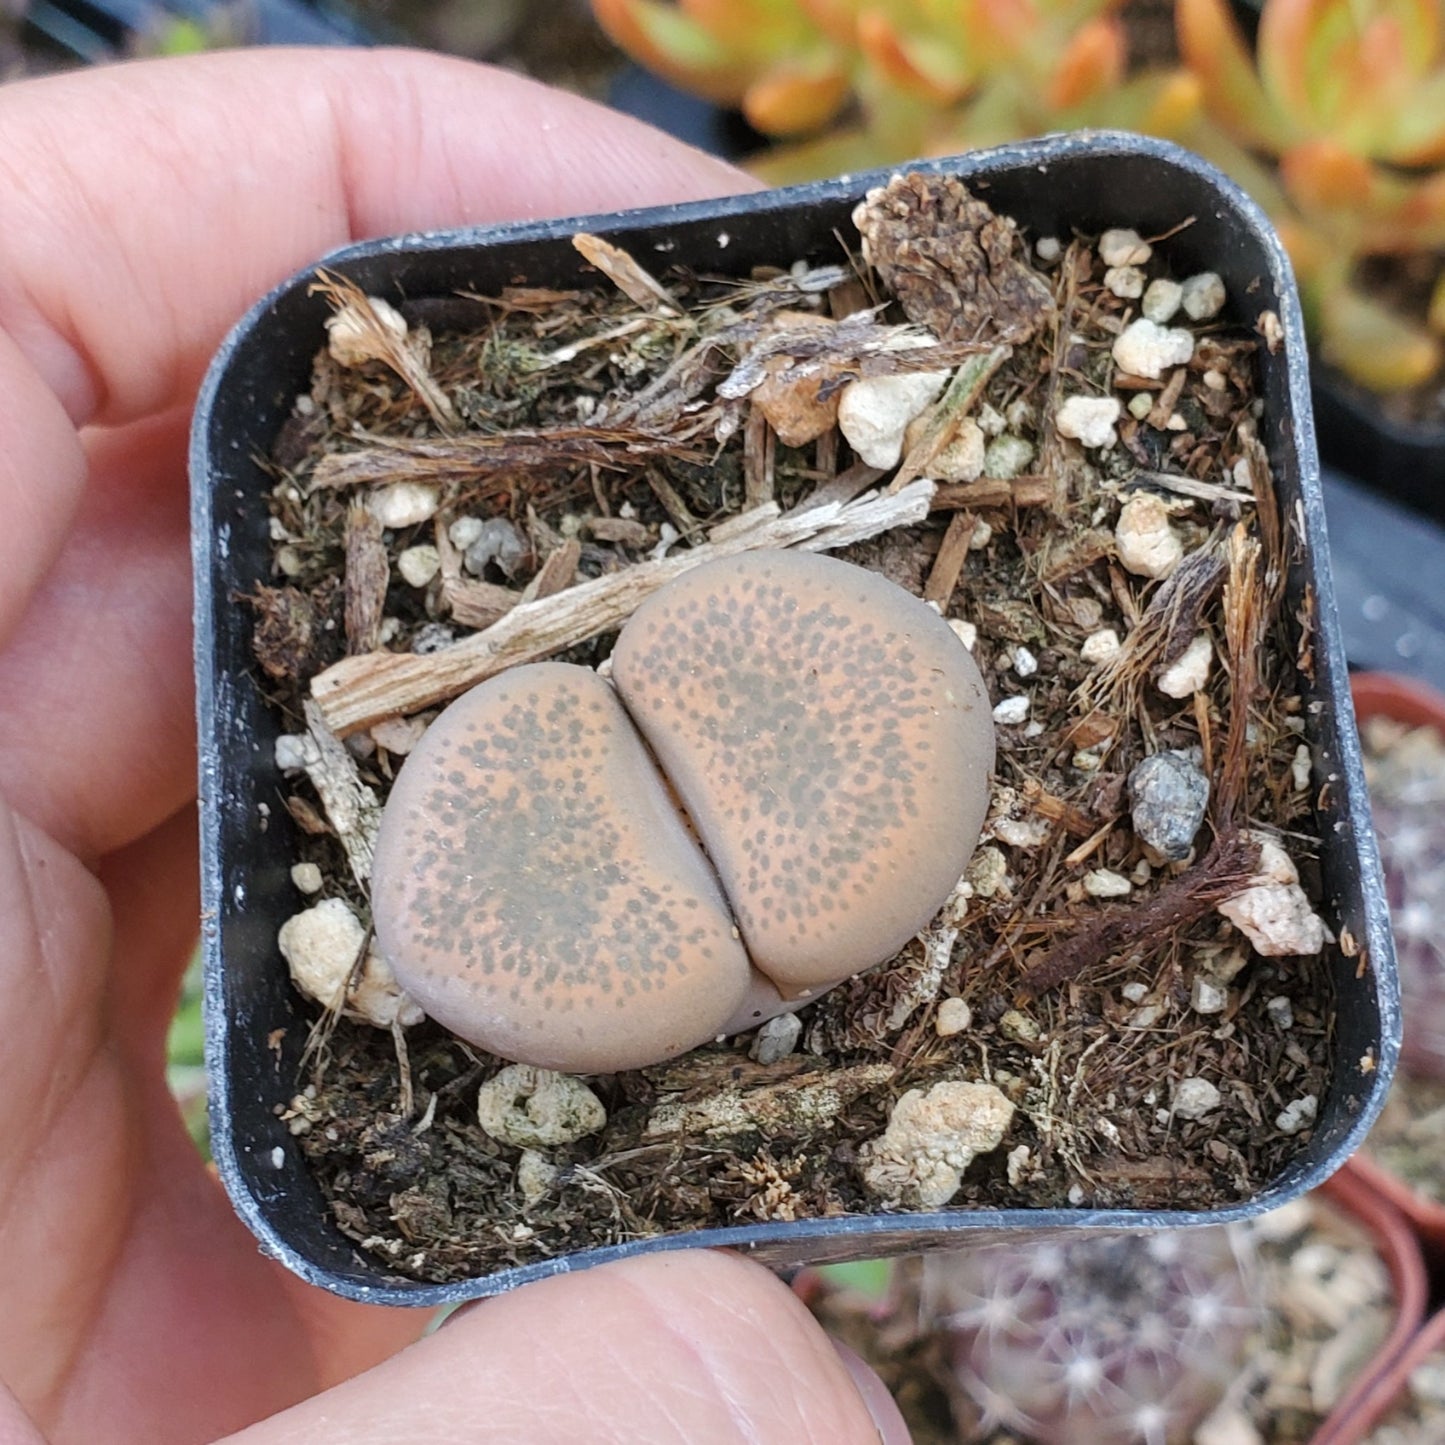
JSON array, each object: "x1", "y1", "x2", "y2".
[
  {"x1": 591, "y1": 0, "x2": 1179, "y2": 182},
  {"x1": 1179, "y1": 0, "x2": 1445, "y2": 391}
]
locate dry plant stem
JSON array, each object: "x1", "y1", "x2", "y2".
[
  {"x1": 300, "y1": 699, "x2": 381, "y2": 885},
  {"x1": 1016, "y1": 525, "x2": 1269, "y2": 1003},
  {"x1": 931, "y1": 476, "x2": 1053, "y2": 510},
  {"x1": 310, "y1": 480, "x2": 937, "y2": 735},
  {"x1": 309, "y1": 426, "x2": 702, "y2": 492},
  {"x1": 1013, "y1": 829, "x2": 1261, "y2": 1002},
  {"x1": 890, "y1": 345, "x2": 1012, "y2": 493},
  {"x1": 924, "y1": 511, "x2": 974, "y2": 606},
  {"x1": 311, "y1": 271, "x2": 460, "y2": 433},
  {"x1": 572, "y1": 232, "x2": 680, "y2": 315}
]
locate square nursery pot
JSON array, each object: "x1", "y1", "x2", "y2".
[{"x1": 192, "y1": 130, "x2": 1401, "y2": 1307}]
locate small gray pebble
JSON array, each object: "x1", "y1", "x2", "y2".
[
  {"x1": 749, "y1": 1012, "x2": 802, "y2": 1065},
  {"x1": 464, "y1": 518, "x2": 527, "y2": 579},
  {"x1": 1128, "y1": 750, "x2": 1210, "y2": 861}
]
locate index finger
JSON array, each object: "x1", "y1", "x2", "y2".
[{"x1": 0, "y1": 48, "x2": 750, "y2": 430}]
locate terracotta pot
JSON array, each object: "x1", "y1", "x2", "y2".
[
  {"x1": 1307, "y1": 1163, "x2": 1431, "y2": 1444},
  {"x1": 1348, "y1": 671, "x2": 1445, "y2": 1257}
]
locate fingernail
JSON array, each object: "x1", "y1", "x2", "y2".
[{"x1": 830, "y1": 1338, "x2": 913, "y2": 1445}]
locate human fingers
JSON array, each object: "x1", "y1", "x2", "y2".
[
  {"x1": 221, "y1": 1251, "x2": 909, "y2": 1445},
  {"x1": 0, "y1": 49, "x2": 751, "y2": 431}
]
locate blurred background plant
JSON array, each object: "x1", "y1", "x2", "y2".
[
  {"x1": 1177, "y1": 0, "x2": 1445, "y2": 396},
  {"x1": 591, "y1": 0, "x2": 1198, "y2": 182}
]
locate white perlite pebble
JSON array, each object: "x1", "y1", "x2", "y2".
[
  {"x1": 838, "y1": 369, "x2": 950, "y2": 469},
  {"x1": 516, "y1": 1149, "x2": 559, "y2": 1206},
  {"x1": 1035, "y1": 236, "x2": 1061, "y2": 261},
  {"x1": 967, "y1": 846, "x2": 1008, "y2": 898},
  {"x1": 290, "y1": 861, "x2": 324, "y2": 895},
  {"x1": 983, "y1": 433, "x2": 1034, "y2": 479},
  {"x1": 1219, "y1": 835, "x2": 1329, "y2": 956},
  {"x1": 1191, "y1": 974, "x2": 1228, "y2": 1015},
  {"x1": 948, "y1": 618, "x2": 978, "y2": 651},
  {"x1": 1173, "y1": 1077, "x2": 1222, "y2": 1119},
  {"x1": 1157, "y1": 633, "x2": 1214, "y2": 698},
  {"x1": 1099, "y1": 228, "x2": 1152, "y2": 267},
  {"x1": 935, "y1": 997, "x2": 973, "y2": 1036},
  {"x1": 930, "y1": 418, "x2": 987, "y2": 482},
  {"x1": 993, "y1": 695, "x2": 1030, "y2": 725},
  {"x1": 1182, "y1": 271, "x2": 1227, "y2": 320},
  {"x1": 397, "y1": 544, "x2": 440, "y2": 588},
  {"x1": 1084, "y1": 869, "x2": 1132, "y2": 898},
  {"x1": 1112, "y1": 317, "x2": 1195, "y2": 379},
  {"x1": 326, "y1": 294, "x2": 408, "y2": 366},
  {"x1": 1012, "y1": 646, "x2": 1038, "y2": 678},
  {"x1": 274, "y1": 733, "x2": 312, "y2": 772},
  {"x1": 1195, "y1": 1407, "x2": 1264, "y2": 1445},
  {"x1": 477, "y1": 1065, "x2": 606, "y2": 1149},
  {"x1": 1291, "y1": 743, "x2": 1312, "y2": 792},
  {"x1": 1055, "y1": 394, "x2": 1122, "y2": 449},
  {"x1": 750, "y1": 1011, "x2": 803, "y2": 1065},
  {"x1": 859, "y1": 1080, "x2": 1015, "y2": 1208},
  {"x1": 368, "y1": 482, "x2": 438, "y2": 530},
  {"x1": 277, "y1": 898, "x2": 424, "y2": 1030},
  {"x1": 1115, "y1": 493, "x2": 1183, "y2": 579},
  {"x1": 1105, "y1": 265, "x2": 1146, "y2": 299},
  {"x1": 1267, "y1": 995, "x2": 1295, "y2": 1029},
  {"x1": 1081, "y1": 627, "x2": 1122, "y2": 665},
  {"x1": 1121, "y1": 981, "x2": 1149, "y2": 1003},
  {"x1": 1142, "y1": 277, "x2": 1183, "y2": 323},
  {"x1": 449, "y1": 516, "x2": 484, "y2": 550},
  {"x1": 1275, "y1": 1094, "x2": 1318, "y2": 1135}
]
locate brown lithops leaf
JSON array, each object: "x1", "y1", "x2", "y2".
[
  {"x1": 371, "y1": 663, "x2": 751, "y2": 1074},
  {"x1": 611, "y1": 550, "x2": 996, "y2": 993}
]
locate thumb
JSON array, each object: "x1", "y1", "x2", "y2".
[{"x1": 219, "y1": 1251, "x2": 909, "y2": 1444}]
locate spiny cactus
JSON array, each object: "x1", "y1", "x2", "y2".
[
  {"x1": 1177, "y1": 0, "x2": 1445, "y2": 391},
  {"x1": 925, "y1": 1228, "x2": 1261, "y2": 1445}
]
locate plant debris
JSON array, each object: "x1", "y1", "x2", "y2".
[{"x1": 249, "y1": 171, "x2": 1339, "y2": 1285}]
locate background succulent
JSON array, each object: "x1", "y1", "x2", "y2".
[
  {"x1": 924, "y1": 1228, "x2": 1262, "y2": 1444},
  {"x1": 1177, "y1": 0, "x2": 1445, "y2": 392}
]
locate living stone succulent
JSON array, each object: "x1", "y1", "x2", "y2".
[{"x1": 371, "y1": 549, "x2": 995, "y2": 1074}]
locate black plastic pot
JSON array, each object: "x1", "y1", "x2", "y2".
[
  {"x1": 191, "y1": 130, "x2": 1401, "y2": 1307},
  {"x1": 1313, "y1": 374, "x2": 1445, "y2": 526}
]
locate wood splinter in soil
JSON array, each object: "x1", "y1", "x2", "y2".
[{"x1": 255, "y1": 174, "x2": 1338, "y2": 1284}]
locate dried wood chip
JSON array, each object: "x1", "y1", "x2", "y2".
[
  {"x1": 923, "y1": 510, "x2": 974, "y2": 607},
  {"x1": 309, "y1": 480, "x2": 936, "y2": 735},
  {"x1": 443, "y1": 578, "x2": 521, "y2": 629},
  {"x1": 572, "y1": 232, "x2": 679, "y2": 315},
  {"x1": 344, "y1": 503, "x2": 388, "y2": 655}
]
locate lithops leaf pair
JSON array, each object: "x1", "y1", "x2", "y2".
[{"x1": 371, "y1": 549, "x2": 994, "y2": 1073}]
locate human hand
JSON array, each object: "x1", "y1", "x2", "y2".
[{"x1": 0, "y1": 49, "x2": 908, "y2": 1445}]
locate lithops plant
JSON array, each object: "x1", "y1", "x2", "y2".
[
  {"x1": 927, "y1": 1228, "x2": 1261, "y2": 1445},
  {"x1": 371, "y1": 549, "x2": 994, "y2": 1073},
  {"x1": 370, "y1": 662, "x2": 751, "y2": 1074}
]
